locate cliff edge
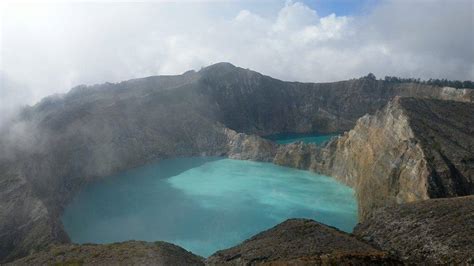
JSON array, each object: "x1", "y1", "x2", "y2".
[{"x1": 273, "y1": 97, "x2": 473, "y2": 220}]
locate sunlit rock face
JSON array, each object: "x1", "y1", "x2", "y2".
[
  {"x1": 317, "y1": 97, "x2": 431, "y2": 220},
  {"x1": 61, "y1": 157, "x2": 357, "y2": 257},
  {"x1": 312, "y1": 98, "x2": 473, "y2": 220}
]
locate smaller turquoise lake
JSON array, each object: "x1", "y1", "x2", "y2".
[
  {"x1": 62, "y1": 157, "x2": 357, "y2": 257},
  {"x1": 264, "y1": 133, "x2": 338, "y2": 145}
]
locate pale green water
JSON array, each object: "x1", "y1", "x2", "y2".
[
  {"x1": 265, "y1": 133, "x2": 339, "y2": 145},
  {"x1": 62, "y1": 157, "x2": 357, "y2": 257}
]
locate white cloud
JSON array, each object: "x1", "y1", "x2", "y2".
[
  {"x1": 0, "y1": 0, "x2": 473, "y2": 121},
  {"x1": 272, "y1": 1, "x2": 319, "y2": 32}
]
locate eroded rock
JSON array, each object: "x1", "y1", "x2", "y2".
[{"x1": 354, "y1": 196, "x2": 474, "y2": 264}]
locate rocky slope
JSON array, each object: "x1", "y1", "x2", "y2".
[
  {"x1": 321, "y1": 97, "x2": 473, "y2": 220},
  {"x1": 0, "y1": 62, "x2": 473, "y2": 262},
  {"x1": 400, "y1": 98, "x2": 474, "y2": 197},
  {"x1": 354, "y1": 196, "x2": 474, "y2": 264},
  {"x1": 7, "y1": 241, "x2": 204, "y2": 266},
  {"x1": 206, "y1": 219, "x2": 398, "y2": 265}
]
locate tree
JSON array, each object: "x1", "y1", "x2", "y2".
[{"x1": 367, "y1": 73, "x2": 376, "y2": 80}]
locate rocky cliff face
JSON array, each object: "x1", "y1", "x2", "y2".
[
  {"x1": 0, "y1": 62, "x2": 472, "y2": 262},
  {"x1": 354, "y1": 196, "x2": 474, "y2": 264},
  {"x1": 315, "y1": 97, "x2": 432, "y2": 220},
  {"x1": 323, "y1": 98, "x2": 473, "y2": 220},
  {"x1": 399, "y1": 98, "x2": 474, "y2": 197},
  {"x1": 272, "y1": 97, "x2": 473, "y2": 221}
]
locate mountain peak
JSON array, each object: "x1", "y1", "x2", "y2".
[
  {"x1": 199, "y1": 62, "x2": 239, "y2": 75},
  {"x1": 203, "y1": 62, "x2": 236, "y2": 70}
]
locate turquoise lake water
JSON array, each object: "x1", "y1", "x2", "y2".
[
  {"x1": 62, "y1": 157, "x2": 357, "y2": 257},
  {"x1": 264, "y1": 133, "x2": 338, "y2": 145}
]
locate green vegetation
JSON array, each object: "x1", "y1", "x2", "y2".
[
  {"x1": 360, "y1": 73, "x2": 474, "y2": 89},
  {"x1": 384, "y1": 76, "x2": 473, "y2": 89}
]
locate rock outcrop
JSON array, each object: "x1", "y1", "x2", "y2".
[
  {"x1": 0, "y1": 62, "x2": 472, "y2": 262},
  {"x1": 206, "y1": 219, "x2": 398, "y2": 265},
  {"x1": 354, "y1": 196, "x2": 474, "y2": 264},
  {"x1": 272, "y1": 97, "x2": 473, "y2": 220},
  {"x1": 319, "y1": 98, "x2": 473, "y2": 220},
  {"x1": 313, "y1": 97, "x2": 432, "y2": 220},
  {"x1": 225, "y1": 129, "x2": 277, "y2": 162},
  {"x1": 7, "y1": 241, "x2": 204, "y2": 266}
]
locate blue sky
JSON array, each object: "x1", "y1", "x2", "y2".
[
  {"x1": 214, "y1": 0, "x2": 382, "y2": 20},
  {"x1": 302, "y1": 0, "x2": 382, "y2": 16}
]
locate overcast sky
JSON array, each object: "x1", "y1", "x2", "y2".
[{"x1": 0, "y1": 0, "x2": 473, "y2": 115}]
